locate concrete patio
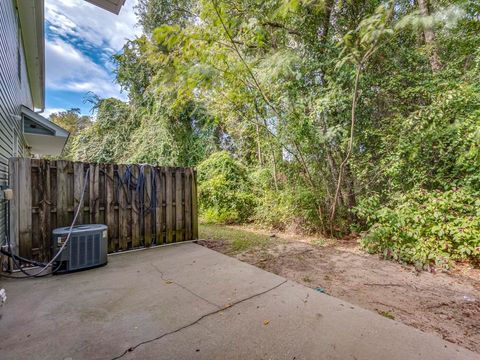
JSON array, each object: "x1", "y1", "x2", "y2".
[{"x1": 0, "y1": 243, "x2": 478, "y2": 360}]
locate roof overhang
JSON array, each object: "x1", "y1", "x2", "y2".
[
  {"x1": 16, "y1": 0, "x2": 45, "y2": 110},
  {"x1": 22, "y1": 106, "x2": 69, "y2": 156},
  {"x1": 84, "y1": 0, "x2": 127, "y2": 14}
]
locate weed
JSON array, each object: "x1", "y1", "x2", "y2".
[
  {"x1": 377, "y1": 310, "x2": 395, "y2": 320},
  {"x1": 311, "y1": 238, "x2": 326, "y2": 247}
]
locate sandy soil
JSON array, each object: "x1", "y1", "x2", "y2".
[{"x1": 198, "y1": 229, "x2": 480, "y2": 354}]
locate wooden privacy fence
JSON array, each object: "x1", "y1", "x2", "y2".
[{"x1": 9, "y1": 158, "x2": 198, "y2": 262}]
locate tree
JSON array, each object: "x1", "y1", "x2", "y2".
[
  {"x1": 417, "y1": 0, "x2": 442, "y2": 71},
  {"x1": 66, "y1": 0, "x2": 480, "y2": 266},
  {"x1": 49, "y1": 108, "x2": 91, "y2": 135},
  {"x1": 49, "y1": 108, "x2": 92, "y2": 159}
]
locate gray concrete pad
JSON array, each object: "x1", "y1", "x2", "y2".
[{"x1": 0, "y1": 243, "x2": 478, "y2": 360}]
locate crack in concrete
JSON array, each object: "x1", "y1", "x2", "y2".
[
  {"x1": 150, "y1": 263, "x2": 221, "y2": 309},
  {"x1": 110, "y1": 279, "x2": 288, "y2": 360}
]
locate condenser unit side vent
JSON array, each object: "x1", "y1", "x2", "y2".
[{"x1": 53, "y1": 224, "x2": 108, "y2": 273}]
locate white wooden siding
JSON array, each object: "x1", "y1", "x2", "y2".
[{"x1": 0, "y1": 0, "x2": 33, "y2": 244}]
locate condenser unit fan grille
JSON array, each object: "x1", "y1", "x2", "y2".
[{"x1": 69, "y1": 233, "x2": 102, "y2": 270}]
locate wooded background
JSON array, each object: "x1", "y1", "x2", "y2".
[{"x1": 48, "y1": 0, "x2": 480, "y2": 267}]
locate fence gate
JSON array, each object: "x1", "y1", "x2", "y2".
[{"x1": 8, "y1": 158, "x2": 198, "y2": 262}]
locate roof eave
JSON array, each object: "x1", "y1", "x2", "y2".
[
  {"x1": 84, "y1": 0, "x2": 127, "y2": 15},
  {"x1": 21, "y1": 105, "x2": 69, "y2": 138},
  {"x1": 21, "y1": 106, "x2": 70, "y2": 156},
  {"x1": 16, "y1": 0, "x2": 45, "y2": 110}
]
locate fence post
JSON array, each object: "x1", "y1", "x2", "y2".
[
  {"x1": 8, "y1": 158, "x2": 19, "y2": 266},
  {"x1": 191, "y1": 168, "x2": 198, "y2": 239}
]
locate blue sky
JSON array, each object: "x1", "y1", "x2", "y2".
[{"x1": 44, "y1": 0, "x2": 141, "y2": 117}]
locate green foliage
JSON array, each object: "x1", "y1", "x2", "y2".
[
  {"x1": 64, "y1": 0, "x2": 480, "y2": 268},
  {"x1": 113, "y1": 36, "x2": 155, "y2": 104},
  {"x1": 135, "y1": 0, "x2": 195, "y2": 35},
  {"x1": 360, "y1": 187, "x2": 480, "y2": 268},
  {"x1": 198, "y1": 152, "x2": 256, "y2": 223},
  {"x1": 253, "y1": 187, "x2": 321, "y2": 233},
  {"x1": 49, "y1": 108, "x2": 92, "y2": 160},
  {"x1": 69, "y1": 98, "x2": 136, "y2": 163},
  {"x1": 382, "y1": 83, "x2": 480, "y2": 191},
  {"x1": 126, "y1": 101, "x2": 219, "y2": 166}
]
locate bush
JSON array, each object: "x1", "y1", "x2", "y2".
[
  {"x1": 254, "y1": 186, "x2": 322, "y2": 234},
  {"x1": 253, "y1": 190, "x2": 292, "y2": 230},
  {"x1": 197, "y1": 152, "x2": 256, "y2": 223},
  {"x1": 383, "y1": 84, "x2": 480, "y2": 191},
  {"x1": 359, "y1": 187, "x2": 480, "y2": 269}
]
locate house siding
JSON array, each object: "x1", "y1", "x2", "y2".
[{"x1": 0, "y1": 0, "x2": 33, "y2": 246}]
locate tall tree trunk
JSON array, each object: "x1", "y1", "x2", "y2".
[
  {"x1": 319, "y1": 0, "x2": 334, "y2": 43},
  {"x1": 255, "y1": 123, "x2": 263, "y2": 165},
  {"x1": 320, "y1": 113, "x2": 345, "y2": 211},
  {"x1": 418, "y1": 0, "x2": 442, "y2": 71},
  {"x1": 330, "y1": 63, "x2": 362, "y2": 233},
  {"x1": 344, "y1": 163, "x2": 357, "y2": 223},
  {"x1": 271, "y1": 146, "x2": 279, "y2": 191}
]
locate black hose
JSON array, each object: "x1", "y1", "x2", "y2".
[
  {"x1": 0, "y1": 261, "x2": 62, "y2": 279},
  {"x1": 0, "y1": 247, "x2": 47, "y2": 267}
]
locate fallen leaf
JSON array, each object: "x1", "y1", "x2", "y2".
[{"x1": 263, "y1": 320, "x2": 270, "y2": 326}]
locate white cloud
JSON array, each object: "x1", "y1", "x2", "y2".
[
  {"x1": 45, "y1": 0, "x2": 141, "y2": 50},
  {"x1": 45, "y1": 38, "x2": 126, "y2": 99},
  {"x1": 44, "y1": 0, "x2": 140, "y2": 102}
]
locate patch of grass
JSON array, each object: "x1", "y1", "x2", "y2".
[
  {"x1": 377, "y1": 310, "x2": 395, "y2": 320},
  {"x1": 199, "y1": 224, "x2": 271, "y2": 253},
  {"x1": 302, "y1": 275, "x2": 312, "y2": 283},
  {"x1": 311, "y1": 238, "x2": 326, "y2": 247}
]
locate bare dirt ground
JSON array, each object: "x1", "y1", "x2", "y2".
[{"x1": 198, "y1": 226, "x2": 480, "y2": 354}]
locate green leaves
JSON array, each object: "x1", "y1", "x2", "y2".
[
  {"x1": 62, "y1": 0, "x2": 480, "y2": 263},
  {"x1": 153, "y1": 24, "x2": 182, "y2": 49},
  {"x1": 360, "y1": 187, "x2": 480, "y2": 269},
  {"x1": 338, "y1": 1, "x2": 395, "y2": 68},
  {"x1": 198, "y1": 152, "x2": 256, "y2": 223}
]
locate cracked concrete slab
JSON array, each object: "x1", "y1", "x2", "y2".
[
  {"x1": 0, "y1": 243, "x2": 478, "y2": 360},
  {"x1": 123, "y1": 279, "x2": 479, "y2": 360}
]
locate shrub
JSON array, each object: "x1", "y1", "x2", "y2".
[
  {"x1": 359, "y1": 187, "x2": 480, "y2": 269},
  {"x1": 253, "y1": 190, "x2": 292, "y2": 230},
  {"x1": 197, "y1": 152, "x2": 256, "y2": 223},
  {"x1": 382, "y1": 84, "x2": 480, "y2": 191},
  {"x1": 254, "y1": 186, "x2": 322, "y2": 233}
]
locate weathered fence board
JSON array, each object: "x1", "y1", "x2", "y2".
[
  {"x1": 155, "y1": 168, "x2": 163, "y2": 245},
  {"x1": 9, "y1": 158, "x2": 198, "y2": 261},
  {"x1": 18, "y1": 158, "x2": 32, "y2": 259},
  {"x1": 165, "y1": 169, "x2": 173, "y2": 244}
]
